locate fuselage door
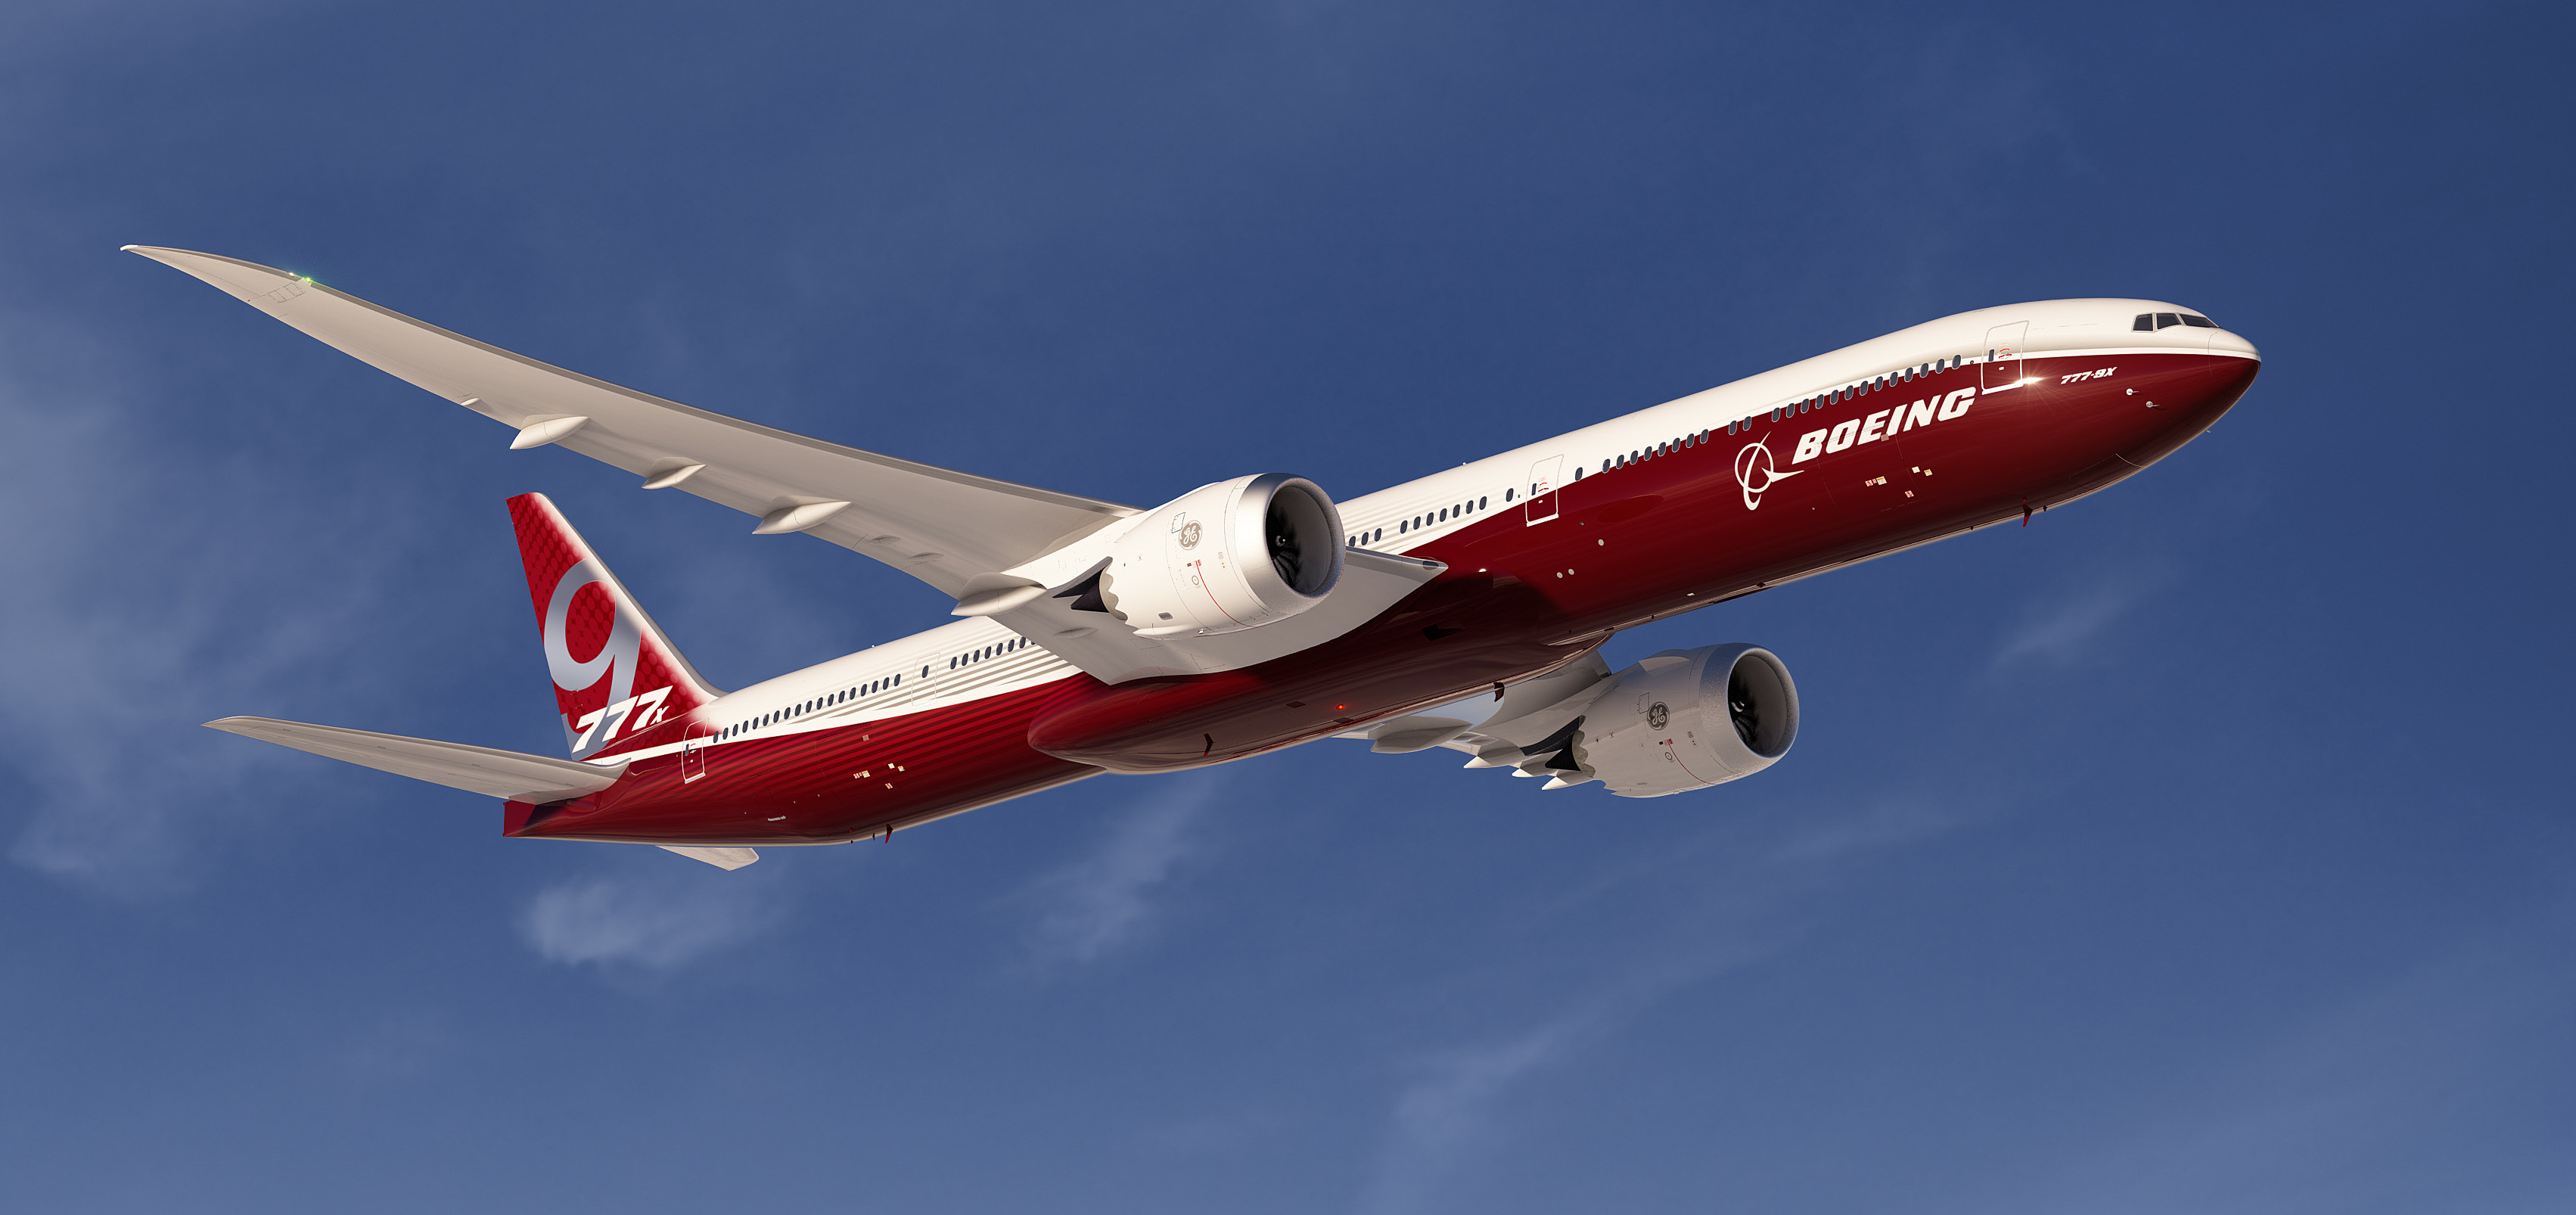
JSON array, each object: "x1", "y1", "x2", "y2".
[
  {"x1": 1524, "y1": 455, "x2": 1565, "y2": 526},
  {"x1": 680, "y1": 726, "x2": 710, "y2": 783},
  {"x1": 1982, "y1": 321, "x2": 2029, "y2": 392}
]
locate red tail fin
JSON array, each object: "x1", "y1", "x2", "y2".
[{"x1": 507, "y1": 493, "x2": 720, "y2": 759}]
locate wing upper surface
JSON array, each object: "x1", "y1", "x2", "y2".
[{"x1": 127, "y1": 246, "x2": 1136, "y2": 595}]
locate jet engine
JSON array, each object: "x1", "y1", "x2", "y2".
[
  {"x1": 1076, "y1": 473, "x2": 1346, "y2": 639},
  {"x1": 1446, "y1": 643, "x2": 1797, "y2": 797}
]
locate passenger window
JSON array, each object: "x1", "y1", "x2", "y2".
[{"x1": 1479, "y1": 496, "x2": 1488, "y2": 508}]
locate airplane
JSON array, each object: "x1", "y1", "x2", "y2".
[{"x1": 131, "y1": 245, "x2": 2261, "y2": 869}]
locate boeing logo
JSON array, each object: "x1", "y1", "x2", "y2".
[{"x1": 1733, "y1": 437, "x2": 1804, "y2": 511}]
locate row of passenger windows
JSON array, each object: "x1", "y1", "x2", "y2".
[
  {"x1": 720, "y1": 679, "x2": 892, "y2": 739},
  {"x1": 1591, "y1": 426, "x2": 1720, "y2": 474},
  {"x1": 1733, "y1": 354, "x2": 1965, "y2": 433},
  {"x1": 1349, "y1": 496, "x2": 1492, "y2": 547},
  {"x1": 2134, "y1": 311, "x2": 2216, "y2": 331},
  {"x1": 719, "y1": 635, "x2": 1041, "y2": 738},
  {"x1": 950, "y1": 635, "x2": 1032, "y2": 669}
]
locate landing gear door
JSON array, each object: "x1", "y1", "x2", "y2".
[
  {"x1": 1524, "y1": 455, "x2": 1565, "y2": 526},
  {"x1": 1982, "y1": 321, "x2": 2029, "y2": 392}
]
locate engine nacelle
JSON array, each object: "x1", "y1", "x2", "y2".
[
  {"x1": 1555, "y1": 644, "x2": 1799, "y2": 797},
  {"x1": 1093, "y1": 474, "x2": 1345, "y2": 639}
]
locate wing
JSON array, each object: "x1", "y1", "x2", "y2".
[{"x1": 128, "y1": 246, "x2": 1136, "y2": 596}]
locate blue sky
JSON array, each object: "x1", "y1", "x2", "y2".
[{"x1": 3, "y1": 2, "x2": 2570, "y2": 1210}]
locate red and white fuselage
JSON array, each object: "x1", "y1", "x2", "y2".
[{"x1": 502, "y1": 298, "x2": 2259, "y2": 848}]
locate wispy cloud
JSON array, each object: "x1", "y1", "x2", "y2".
[
  {"x1": 1015, "y1": 774, "x2": 1219, "y2": 968},
  {"x1": 0, "y1": 311, "x2": 394, "y2": 897},
  {"x1": 331, "y1": 1008, "x2": 458, "y2": 1083},
  {"x1": 1768, "y1": 796, "x2": 1975, "y2": 864},
  {"x1": 1354, "y1": 794, "x2": 1982, "y2": 1214},
  {"x1": 520, "y1": 860, "x2": 785, "y2": 971},
  {"x1": 1990, "y1": 567, "x2": 2170, "y2": 670},
  {"x1": 1357, "y1": 1019, "x2": 1583, "y2": 1215},
  {"x1": 2021, "y1": 935, "x2": 2574, "y2": 1215},
  {"x1": 1353, "y1": 929, "x2": 1787, "y2": 1215}
]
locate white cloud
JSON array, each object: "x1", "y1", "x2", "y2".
[
  {"x1": 1990, "y1": 567, "x2": 2167, "y2": 670},
  {"x1": 520, "y1": 862, "x2": 784, "y2": 970},
  {"x1": 2021, "y1": 937, "x2": 2573, "y2": 1215},
  {"x1": 1353, "y1": 792, "x2": 1983, "y2": 1214},
  {"x1": 1768, "y1": 797, "x2": 1972, "y2": 864},
  {"x1": 1357, "y1": 1021, "x2": 1581, "y2": 1215},
  {"x1": 1017, "y1": 774, "x2": 1217, "y2": 968},
  {"x1": 0, "y1": 312, "x2": 393, "y2": 897},
  {"x1": 1350, "y1": 912, "x2": 1788, "y2": 1214}
]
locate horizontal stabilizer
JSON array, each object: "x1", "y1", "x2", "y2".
[{"x1": 205, "y1": 716, "x2": 626, "y2": 803}]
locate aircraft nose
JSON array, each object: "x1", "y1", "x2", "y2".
[{"x1": 2208, "y1": 328, "x2": 2261, "y2": 361}]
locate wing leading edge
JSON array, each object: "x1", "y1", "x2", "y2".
[{"x1": 125, "y1": 245, "x2": 1136, "y2": 597}]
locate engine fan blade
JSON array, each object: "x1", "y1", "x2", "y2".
[{"x1": 1728, "y1": 668, "x2": 1760, "y2": 749}]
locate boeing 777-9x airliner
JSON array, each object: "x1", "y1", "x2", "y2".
[{"x1": 134, "y1": 246, "x2": 2260, "y2": 869}]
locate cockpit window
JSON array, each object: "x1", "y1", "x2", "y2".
[
  {"x1": 2135, "y1": 311, "x2": 2219, "y2": 331},
  {"x1": 2180, "y1": 313, "x2": 2215, "y2": 328}
]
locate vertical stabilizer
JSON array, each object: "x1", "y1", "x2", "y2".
[{"x1": 507, "y1": 493, "x2": 721, "y2": 759}]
